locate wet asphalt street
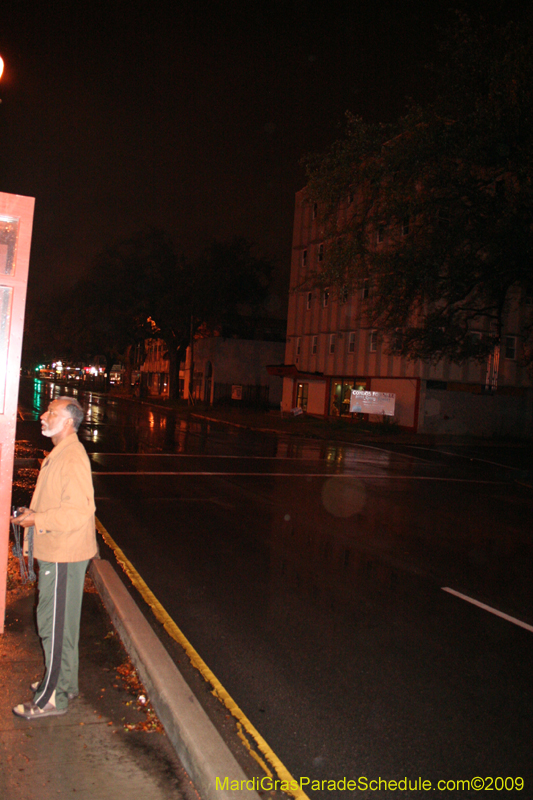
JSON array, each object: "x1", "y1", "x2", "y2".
[{"x1": 16, "y1": 379, "x2": 533, "y2": 799}]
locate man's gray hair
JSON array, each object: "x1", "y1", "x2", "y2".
[{"x1": 59, "y1": 396, "x2": 85, "y2": 431}]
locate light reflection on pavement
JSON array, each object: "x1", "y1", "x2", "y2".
[{"x1": 15, "y1": 378, "x2": 533, "y2": 795}]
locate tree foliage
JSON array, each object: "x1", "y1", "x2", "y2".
[
  {"x1": 54, "y1": 229, "x2": 179, "y2": 379},
  {"x1": 190, "y1": 237, "x2": 272, "y2": 334},
  {"x1": 304, "y1": 14, "x2": 533, "y2": 367},
  {"x1": 42, "y1": 230, "x2": 273, "y2": 397}
]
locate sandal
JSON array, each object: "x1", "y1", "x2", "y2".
[
  {"x1": 30, "y1": 681, "x2": 78, "y2": 700},
  {"x1": 13, "y1": 701, "x2": 68, "y2": 719}
]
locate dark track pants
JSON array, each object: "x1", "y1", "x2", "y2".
[{"x1": 33, "y1": 560, "x2": 90, "y2": 710}]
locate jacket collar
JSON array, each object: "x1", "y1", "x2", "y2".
[{"x1": 44, "y1": 432, "x2": 80, "y2": 464}]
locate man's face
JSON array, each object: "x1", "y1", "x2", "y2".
[{"x1": 40, "y1": 400, "x2": 70, "y2": 438}]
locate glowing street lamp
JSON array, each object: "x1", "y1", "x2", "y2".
[{"x1": 0, "y1": 56, "x2": 4, "y2": 80}]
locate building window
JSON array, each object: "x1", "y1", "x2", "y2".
[
  {"x1": 369, "y1": 330, "x2": 378, "y2": 352},
  {"x1": 505, "y1": 335, "x2": 517, "y2": 360},
  {"x1": 362, "y1": 279, "x2": 369, "y2": 300},
  {"x1": 467, "y1": 331, "x2": 482, "y2": 351},
  {"x1": 340, "y1": 284, "x2": 349, "y2": 304},
  {"x1": 436, "y1": 209, "x2": 450, "y2": 229},
  {"x1": 312, "y1": 335, "x2": 318, "y2": 355},
  {"x1": 391, "y1": 329, "x2": 404, "y2": 351},
  {"x1": 296, "y1": 382, "x2": 308, "y2": 411},
  {"x1": 323, "y1": 289, "x2": 329, "y2": 308},
  {"x1": 306, "y1": 291, "x2": 313, "y2": 310},
  {"x1": 348, "y1": 332, "x2": 356, "y2": 353},
  {"x1": 329, "y1": 334, "x2": 336, "y2": 354},
  {"x1": 302, "y1": 249, "x2": 307, "y2": 268},
  {"x1": 296, "y1": 337, "x2": 301, "y2": 356},
  {"x1": 377, "y1": 225, "x2": 384, "y2": 244},
  {"x1": 312, "y1": 202, "x2": 318, "y2": 220},
  {"x1": 317, "y1": 243, "x2": 324, "y2": 262}
]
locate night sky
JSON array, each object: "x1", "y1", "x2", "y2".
[{"x1": 0, "y1": 0, "x2": 514, "y2": 313}]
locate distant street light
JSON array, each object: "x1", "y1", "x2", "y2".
[{"x1": 0, "y1": 55, "x2": 4, "y2": 79}]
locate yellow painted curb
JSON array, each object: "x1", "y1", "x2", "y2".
[{"x1": 96, "y1": 517, "x2": 310, "y2": 800}]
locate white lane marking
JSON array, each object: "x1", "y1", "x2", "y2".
[
  {"x1": 92, "y1": 471, "x2": 505, "y2": 483},
  {"x1": 89, "y1": 452, "x2": 423, "y2": 464},
  {"x1": 401, "y1": 445, "x2": 522, "y2": 471},
  {"x1": 98, "y1": 453, "x2": 342, "y2": 458},
  {"x1": 98, "y1": 495, "x2": 235, "y2": 506},
  {"x1": 329, "y1": 441, "x2": 434, "y2": 463},
  {"x1": 438, "y1": 452, "x2": 522, "y2": 470},
  {"x1": 442, "y1": 587, "x2": 533, "y2": 633},
  {"x1": 89, "y1": 453, "x2": 307, "y2": 461}
]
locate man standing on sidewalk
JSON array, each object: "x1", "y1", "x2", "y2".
[{"x1": 11, "y1": 396, "x2": 97, "y2": 719}]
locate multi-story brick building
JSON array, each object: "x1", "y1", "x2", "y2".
[{"x1": 279, "y1": 188, "x2": 532, "y2": 436}]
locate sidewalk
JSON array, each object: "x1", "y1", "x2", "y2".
[
  {"x1": 1, "y1": 544, "x2": 265, "y2": 800},
  {"x1": 0, "y1": 550, "x2": 197, "y2": 800},
  {"x1": 3, "y1": 435, "x2": 266, "y2": 800}
]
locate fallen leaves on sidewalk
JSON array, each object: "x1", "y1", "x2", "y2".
[
  {"x1": 116, "y1": 658, "x2": 164, "y2": 733},
  {"x1": 84, "y1": 572, "x2": 99, "y2": 593}
]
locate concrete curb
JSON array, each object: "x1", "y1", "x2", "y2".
[{"x1": 89, "y1": 558, "x2": 260, "y2": 800}]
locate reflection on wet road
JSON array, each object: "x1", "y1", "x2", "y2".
[
  {"x1": 18, "y1": 379, "x2": 531, "y2": 619},
  {"x1": 22, "y1": 378, "x2": 516, "y2": 478},
  {"x1": 16, "y1": 378, "x2": 533, "y2": 795}
]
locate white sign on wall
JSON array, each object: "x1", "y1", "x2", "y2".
[{"x1": 350, "y1": 390, "x2": 396, "y2": 416}]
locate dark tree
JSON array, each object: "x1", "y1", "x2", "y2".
[
  {"x1": 304, "y1": 14, "x2": 533, "y2": 368},
  {"x1": 183, "y1": 237, "x2": 273, "y2": 399},
  {"x1": 48, "y1": 231, "x2": 273, "y2": 398},
  {"x1": 67, "y1": 228, "x2": 184, "y2": 394},
  {"x1": 190, "y1": 237, "x2": 272, "y2": 333}
]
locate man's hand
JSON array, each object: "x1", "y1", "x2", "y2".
[{"x1": 10, "y1": 508, "x2": 36, "y2": 527}]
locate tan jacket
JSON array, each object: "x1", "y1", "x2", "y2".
[{"x1": 31, "y1": 433, "x2": 97, "y2": 562}]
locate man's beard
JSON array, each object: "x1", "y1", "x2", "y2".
[{"x1": 42, "y1": 419, "x2": 65, "y2": 438}]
